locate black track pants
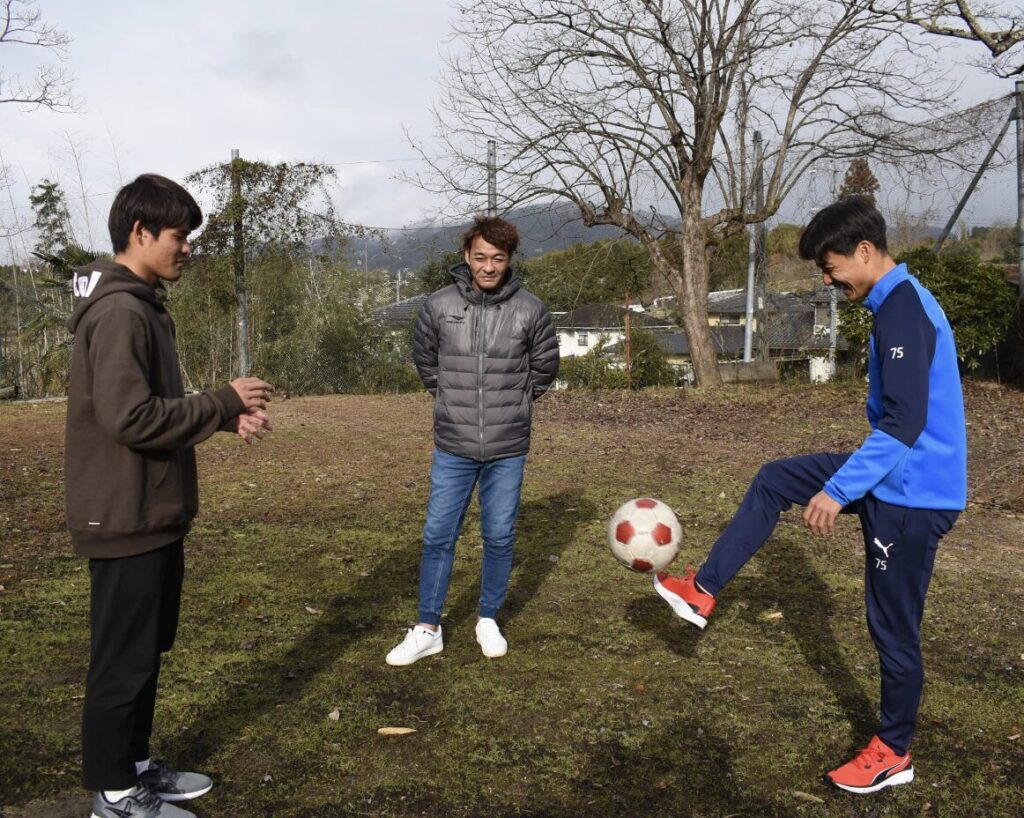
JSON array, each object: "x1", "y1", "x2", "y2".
[{"x1": 81, "y1": 540, "x2": 184, "y2": 790}]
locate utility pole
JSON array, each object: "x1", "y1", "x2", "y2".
[
  {"x1": 744, "y1": 228, "x2": 756, "y2": 362},
  {"x1": 828, "y1": 286, "x2": 838, "y2": 374},
  {"x1": 743, "y1": 131, "x2": 765, "y2": 362},
  {"x1": 754, "y1": 132, "x2": 767, "y2": 360},
  {"x1": 624, "y1": 293, "x2": 632, "y2": 390},
  {"x1": 1016, "y1": 80, "x2": 1024, "y2": 300},
  {"x1": 487, "y1": 140, "x2": 497, "y2": 217},
  {"x1": 0, "y1": 301, "x2": 5, "y2": 388},
  {"x1": 231, "y1": 149, "x2": 250, "y2": 377},
  {"x1": 935, "y1": 109, "x2": 1015, "y2": 253}
]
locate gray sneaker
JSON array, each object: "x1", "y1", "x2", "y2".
[
  {"x1": 90, "y1": 785, "x2": 196, "y2": 818},
  {"x1": 138, "y1": 760, "x2": 213, "y2": 802}
]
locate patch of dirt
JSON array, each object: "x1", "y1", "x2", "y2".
[{"x1": 1, "y1": 794, "x2": 87, "y2": 818}]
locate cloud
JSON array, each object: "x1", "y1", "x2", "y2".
[{"x1": 218, "y1": 28, "x2": 298, "y2": 88}]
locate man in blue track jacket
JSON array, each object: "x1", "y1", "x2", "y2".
[{"x1": 654, "y1": 198, "x2": 966, "y2": 794}]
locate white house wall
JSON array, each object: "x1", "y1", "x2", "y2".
[{"x1": 556, "y1": 329, "x2": 625, "y2": 358}]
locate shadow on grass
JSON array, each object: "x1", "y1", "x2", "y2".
[
  {"x1": 0, "y1": 727, "x2": 68, "y2": 807},
  {"x1": 554, "y1": 717, "x2": 797, "y2": 818},
  {"x1": 631, "y1": 531, "x2": 874, "y2": 745},
  {"x1": 623, "y1": 592, "x2": 705, "y2": 660},
  {"x1": 440, "y1": 489, "x2": 595, "y2": 644},
  {"x1": 163, "y1": 532, "x2": 422, "y2": 766},
  {"x1": 755, "y1": 541, "x2": 876, "y2": 743},
  {"x1": 283, "y1": 718, "x2": 797, "y2": 818},
  {"x1": 164, "y1": 489, "x2": 593, "y2": 771}
]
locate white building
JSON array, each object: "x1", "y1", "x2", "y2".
[{"x1": 554, "y1": 304, "x2": 679, "y2": 358}]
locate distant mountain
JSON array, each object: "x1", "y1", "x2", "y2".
[
  {"x1": 344, "y1": 199, "x2": 952, "y2": 275},
  {"x1": 346, "y1": 201, "x2": 628, "y2": 273}
]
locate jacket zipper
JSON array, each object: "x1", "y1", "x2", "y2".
[{"x1": 478, "y1": 293, "x2": 487, "y2": 460}]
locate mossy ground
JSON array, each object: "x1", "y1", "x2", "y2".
[{"x1": 1, "y1": 382, "x2": 1022, "y2": 817}]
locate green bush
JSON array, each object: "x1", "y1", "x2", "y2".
[
  {"x1": 559, "y1": 327, "x2": 676, "y2": 390},
  {"x1": 839, "y1": 248, "x2": 1017, "y2": 370},
  {"x1": 559, "y1": 337, "x2": 628, "y2": 389}
]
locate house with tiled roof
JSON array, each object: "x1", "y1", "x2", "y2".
[
  {"x1": 583, "y1": 286, "x2": 852, "y2": 382},
  {"x1": 554, "y1": 303, "x2": 679, "y2": 357},
  {"x1": 371, "y1": 294, "x2": 429, "y2": 329}
]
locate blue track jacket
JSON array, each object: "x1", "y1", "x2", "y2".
[{"x1": 823, "y1": 264, "x2": 966, "y2": 511}]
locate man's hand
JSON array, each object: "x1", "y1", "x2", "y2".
[
  {"x1": 230, "y1": 377, "x2": 274, "y2": 410},
  {"x1": 802, "y1": 490, "x2": 842, "y2": 536},
  {"x1": 236, "y1": 408, "x2": 272, "y2": 444}
]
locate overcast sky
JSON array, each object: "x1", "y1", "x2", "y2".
[
  {"x1": 1, "y1": 0, "x2": 1019, "y2": 261},
  {"x1": 1, "y1": 0, "x2": 460, "y2": 256}
]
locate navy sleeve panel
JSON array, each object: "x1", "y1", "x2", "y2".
[
  {"x1": 873, "y1": 281, "x2": 936, "y2": 448},
  {"x1": 823, "y1": 280, "x2": 937, "y2": 506}
]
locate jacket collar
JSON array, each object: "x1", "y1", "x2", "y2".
[
  {"x1": 863, "y1": 263, "x2": 910, "y2": 315},
  {"x1": 449, "y1": 262, "x2": 521, "y2": 305}
]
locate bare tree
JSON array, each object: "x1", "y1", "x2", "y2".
[
  {"x1": 415, "y1": 0, "x2": 987, "y2": 386},
  {"x1": 0, "y1": 0, "x2": 73, "y2": 110},
  {"x1": 870, "y1": 1, "x2": 1023, "y2": 76}
]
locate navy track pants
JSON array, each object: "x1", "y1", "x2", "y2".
[{"x1": 695, "y1": 453, "x2": 958, "y2": 754}]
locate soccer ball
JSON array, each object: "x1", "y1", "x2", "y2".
[{"x1": 607, "y1": 497, "x2": 682, "y2": 573}]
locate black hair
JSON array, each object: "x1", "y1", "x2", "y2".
[
  {"x1": 461, "y1": 216, "x2": 519, "y2": 256},
  {"x1": 108, "y1": 174, "x2": 202, "y2": 253},
  {"x1": 798, "y1": 196, "x2": 887, "y2": 264}
]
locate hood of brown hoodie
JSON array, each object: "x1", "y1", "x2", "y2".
[{"x1": 67, "y1": 259, "x2": 167, "y2": 334}]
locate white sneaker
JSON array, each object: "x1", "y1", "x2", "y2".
[
  {"x1": 475, "y1": 617, "x2": 507, "y2": 658},
  {"x1": 386, "y1": 625, "x2": 443, "y2": 666}
]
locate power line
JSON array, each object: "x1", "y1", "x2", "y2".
[{"x1": 322, "y1": 157, "x2": 423, "y2": 167}]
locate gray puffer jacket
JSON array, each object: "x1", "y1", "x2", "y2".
[{"x1": 413, "y1": 262, "x2": 559, "y2": 461}]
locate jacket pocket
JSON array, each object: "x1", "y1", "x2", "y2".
[
  {"x1": 144, "y1": 450, "x2": 188, "y2": 528},
  {"x1": 433, "y1": 382, "x2": 446, "y2": 423}
]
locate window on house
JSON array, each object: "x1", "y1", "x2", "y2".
[{"x1": 578, "y1": 332, "x2": 589, "y2": 347}]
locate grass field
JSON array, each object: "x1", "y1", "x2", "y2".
[{"x1": 1, "y1": 381, "x2": 1022, "y2": 818}]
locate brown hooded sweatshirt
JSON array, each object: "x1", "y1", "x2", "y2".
[{"x1": 64, "y1": 259, "x2": 245, "y2": 558}]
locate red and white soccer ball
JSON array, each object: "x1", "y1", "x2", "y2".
[{"x1": 607, "y1": 497, "x2": 682, "y2": 573}]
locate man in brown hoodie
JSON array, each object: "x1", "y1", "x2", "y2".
[{"x1": 65, "y1": 174, "x2": 273, "y2": 818}]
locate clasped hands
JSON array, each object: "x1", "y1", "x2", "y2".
[{"x1": 230, "y1": 377, "x2": 275, "y2": 444}]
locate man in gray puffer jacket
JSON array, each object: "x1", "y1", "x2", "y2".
[{"x1": 386, "y1": 216, "x2": 559, "y2": 665}]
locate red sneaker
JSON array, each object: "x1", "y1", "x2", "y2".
[
  {"x1": 826, "y1": 736, "x2": 914, "y2": 794},
  {"x1": 653, "y1": 567, "x2": 716, "y2": 629}
]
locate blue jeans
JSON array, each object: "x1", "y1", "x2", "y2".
[{"x1": 417, "y1": 448, "x2": 526, "y2": 626}]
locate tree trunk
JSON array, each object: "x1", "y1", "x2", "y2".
[
  {"x1": 677, "y1": 228, "x2": 723, "y2": 388},
  {"x1": 646, "y1": 202, "x2": 723, "y2": 388}
]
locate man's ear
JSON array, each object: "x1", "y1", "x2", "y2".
[{"x1": 129, "y1": 220, "x2": 147, "y2": 247}]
